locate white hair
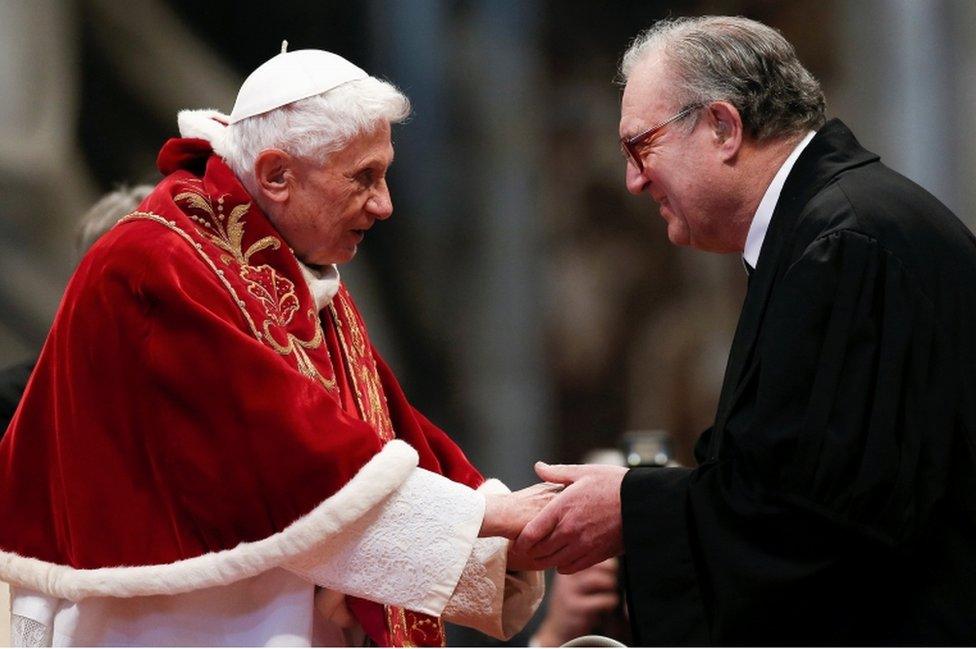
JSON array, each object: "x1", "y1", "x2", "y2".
[{"x1": 222, "y1": 77, "x2": 411, "y2": 199}]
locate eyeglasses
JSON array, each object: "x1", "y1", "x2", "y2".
[{"x1": 620, "y1": 103, "x2": 705, "y2": 172}]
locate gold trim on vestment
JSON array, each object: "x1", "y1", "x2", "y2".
[{"x1": 120, "y1": 206, "x2": 337, "y2": 393}]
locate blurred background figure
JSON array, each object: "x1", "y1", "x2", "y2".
[
  {"x1": 0, "y1": 184, "x2": 152, "y2": 437},
  {"x1": 531, "y1": 558, "x2": 624, "y2": 647},
  {"x1": 74, "y1": 185, "x2": 154, "y2": 256},
  {"x1": 2, "y1": 0, "x2": 975, "y2": 644}
]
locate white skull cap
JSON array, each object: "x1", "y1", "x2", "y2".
[{"x1": 228, "y1": 48, "x2": 368, "y2": 124}]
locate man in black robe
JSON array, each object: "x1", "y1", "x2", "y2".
[{"x1": 514, "y1": 16, "x2": 976, "y2": 645}]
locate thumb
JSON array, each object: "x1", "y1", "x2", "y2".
[{"x1": 535, "y1": 461, "x2": 584, "y2": 484}]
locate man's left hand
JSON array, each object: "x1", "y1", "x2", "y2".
[{"x1": 513, "y1": 462, "x2": 628, "y2": 574}]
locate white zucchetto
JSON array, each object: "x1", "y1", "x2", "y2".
[{"x1": 228, "y1": 48, "x2": 368, "y2": 124}]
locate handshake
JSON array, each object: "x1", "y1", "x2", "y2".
[{"x1": 479, "y1": 462, "x2": 629, "y2": 574}]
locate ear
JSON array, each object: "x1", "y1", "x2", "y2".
[
  {"x1": 704, "y1": 101, "x2": 743, "y2": 161},
  {"x1": 252, "y1": 149, "x2": 294, "y2": 206}
]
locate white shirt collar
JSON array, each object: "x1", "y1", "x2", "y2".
[
  {"x1": 299, "y1": 262, "x2": 342, "y2": 311},
  {"x1": 742, "y1": 130, "x2": 817, "y2": 270}
]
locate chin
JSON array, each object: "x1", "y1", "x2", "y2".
[
  {"x1": 666, "y1": 224, "x2": 692, "y2": 247},
  {"x1": 303, "y1": 243, "x2": 358, "y2": 267},
  {"x1": 333, "y1": 247, "x2": 358, "y2": 265}
]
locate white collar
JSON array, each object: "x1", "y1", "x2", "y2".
[
  {"x1": 742, "y1": 130, "x2": 816, "y2": 270},
  {"x1": 298, "y1": 262, "x2": 342, "y2": 311}
]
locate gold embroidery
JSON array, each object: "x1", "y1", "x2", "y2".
[
  {"x1": 339, "y1": 295, "x2": 393, "y2": 439},
  {"x1": 328, "y1": 302, "x2": 368, "y2": 419},
  {"x1": 119, "y1": 212, "x2": 262, "y2": 339},
  {"x1": 386, "y1": 606, "x2": 410, "y2": 647},
  {"x1": 327, "y1": 296, "x2": 394, "y2": 441},
  {"x1": 409, "y1": 614, "x2": 446, "y2": 647},
  {"x1": 173, "y1": 189, "x2": 336, "y2": 391},
  {"x1": 349, "y1": 297, "x2": 391, "y2": 435},
  {"x1": 384, "y1": 607, "x2": 446, "y2": 647},
  {"x1": 262, "y1": 311, "x2": 335, "y2": 389},
  {"x1": 121, "y1": 206, "x2": 336, "y2": 392}
]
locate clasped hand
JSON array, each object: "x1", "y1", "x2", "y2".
[{"x1": 480, "y1": 462, "x2": 628, "y2": 574}]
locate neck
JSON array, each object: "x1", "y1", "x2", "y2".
[{"x1": 729, "y1": 133, "x2": 806, "y2": 250}]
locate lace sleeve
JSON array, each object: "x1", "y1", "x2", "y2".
[
  {"x1": 284, "y1": 467, "x2": 484, "y2": 615},
  {"x1": 442, "y1": 480, "x2": 546, "y2": 640},
  {"x1": 10, "y1": 614, "x2": 51, "y2": 648}
]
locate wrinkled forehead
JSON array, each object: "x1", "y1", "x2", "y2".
[
  {"x1": 618, "y1": 52, "x2": 680, "y2": 139},
  {"x1": 321, "y1": 120, "x2": 395, "y2": 168}
]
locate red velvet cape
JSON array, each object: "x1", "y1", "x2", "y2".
[{"x1": 0, "y1": 137, "x2": 483, "y2": 646}]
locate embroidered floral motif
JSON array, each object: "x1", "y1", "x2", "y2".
[
  {"x1": 241, "y1": 264, "x2": 300, "y2": 328},
  {"x1": 133, "y1": 189, "x2": 337, "y2": 393},
  {"x1": 175, "y1": 189, "x2": 279, "y2": 266}
]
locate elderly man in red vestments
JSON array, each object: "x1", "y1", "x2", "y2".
[{"x1": 0, "y1": 47, "x2": 548, "y2": 646}]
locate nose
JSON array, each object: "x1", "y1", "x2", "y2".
[
  {"x1": 625, "y1": 161, "x2": 649, "y2": 195},
  {"x1": 367, "y1": 180, "x2": 393, "y2": 220}
]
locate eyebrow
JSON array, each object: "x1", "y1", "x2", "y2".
[
  {"x1": 620, "y1": 121, "x2": 647, "y2": 142},
  {"x1": 358, "y1": 153, "x2": 394, "y2": 169}
]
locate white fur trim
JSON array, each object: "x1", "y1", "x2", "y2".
[
  {"x1": 0, "y1": 440, "x2": 418, "y2": 601},
  {"x1": 476, "y1": 478, "x2": 511, "y2": 496},
  {"x1": 177, "y1": 109, "x2": 232, "y2": 158}
]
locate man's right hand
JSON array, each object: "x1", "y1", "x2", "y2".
[
  {"x1": 512, "y1": 462, "x2": 627, "y2": 574},
  {"x1": 479, "y1": 482, "x2": 563, "y2": 539}
]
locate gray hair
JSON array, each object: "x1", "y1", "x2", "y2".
[
  {"x1": 76, "y1": 184, "x2": 154, "y2": 254},
  {"x1": 223, "y1": 77, "x2": 410, "y2": 199},
  {"x1": 619, "y1": 16, "x2": 826, "y2": 140}
]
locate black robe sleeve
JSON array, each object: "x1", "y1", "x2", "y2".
[{"x1": 622, "y1": 230, "x2": 957, "y2": 644}]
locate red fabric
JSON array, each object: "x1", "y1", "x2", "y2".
[{"x1": 0, "y1": 137, "x2": 483, "y2": 646}]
